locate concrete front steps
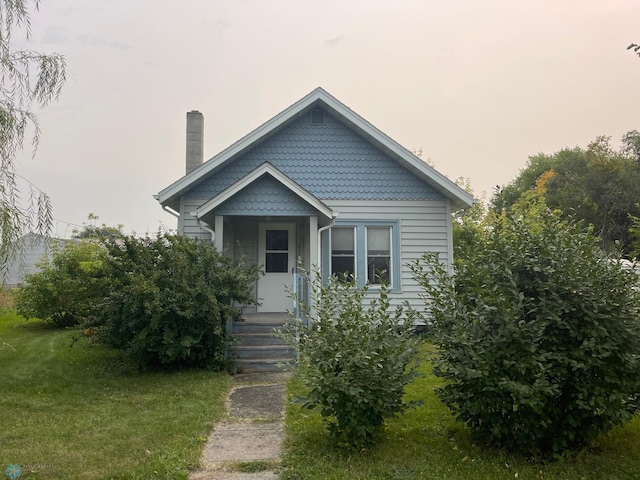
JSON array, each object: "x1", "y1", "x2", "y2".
[{"x1": 231, "y1": 313, "x2": 295, "y2": 373}]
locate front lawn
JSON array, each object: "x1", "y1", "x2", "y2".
[
  {"x1": 0, "y1": 311, "x2": 231, "y2": 479},
  {"x1": 281, "y1": 343, "x2": 640, "y2": 480}
]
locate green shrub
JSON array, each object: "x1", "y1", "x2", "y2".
[
  {"x1": 90, "y1": 233, "x2": 259, "y2": 370},
  {"x1": 285, "y1": 272, "x2": 421, "y2": 450},
  {"x1": 0, "y1": 286, "x2": 14, "y2": 312},
  {"x1": 411, "y1": 210, "x2": 640, "y2": 455},
  {"x1": 14, "y1": 241, "x2": 108, "y2": 327}
]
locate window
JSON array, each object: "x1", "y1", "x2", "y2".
[
  {"x1": 265, "y1": 229, "x2": 288, "y2": 273},
  {"x1": 326, "y1": 222, "x2": 399, "y2": 289},
  {"x1": 330, "y1": 227, "x2": 355, "y2": 281},
  {"x1": 366, "y1": 226, "x2": 391, "y2": 284}
]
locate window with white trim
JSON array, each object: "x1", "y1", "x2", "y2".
[
  {"x1": 326, "y1": 222, "x2": 399, "y2": 289},
  {"x1": 366, "y1": 226, "x2": 391, "y2": 284},
  {"x1": 330, "y1": 226, "x2": 355, "y2": 281}
]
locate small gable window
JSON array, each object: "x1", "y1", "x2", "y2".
[{"x1": 310, "y1": 109, "x2": 325, "y2": 125}]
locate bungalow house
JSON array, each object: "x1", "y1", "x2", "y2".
[{"x1": 155, "y1": 87, "x2": 473, "y2": 316}]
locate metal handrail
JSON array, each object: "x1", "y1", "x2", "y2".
[{"x1": 292, "y1": 265, "x2": 310, "y2": 363}]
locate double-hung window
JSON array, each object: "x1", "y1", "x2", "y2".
[
  {"x1": 326, "y1": 222, "x2": 398, "y2": 289},
  {"x1": 366, "y1": 226, "x2": 391, "y2": 284},
  {"x1": 330, "y1": 227, "x2": 355, "y2": 282}
]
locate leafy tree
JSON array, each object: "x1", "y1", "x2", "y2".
[
  {"x1": 411, "y1": 207, "x2": 640, "y2": 455},
  {"x1": 89, "y1": 233, "x2": 260, "y2": 370},
  {"x1": 492, "y1": 134, "x2": 640, "y2": 255},
  {"x1": 629, "y1": 212, "x2": 640, "y2": 258},
  {"x1": 622, "y1": 129, "x2": 640, "y2": 164},
  {"x1": 72, "y1": 213, "x2": 124, "y2": 240},
  {"x1": 0, "y1": 0, "x2": 66, "y2": 271},
  {"x1": 491, "y1": 152, "x2": 559, "y2": 214},
  {"x1": 284, "y1": 271, "x2": 420, "y2": 450},
  {"x1": 451, "y1": 178, "x2": 488, "y2": 268},
  {"x1": 628, "y1": 43, "x2": 640, "y2": 58},
  {"x1": 14, "y1": 240, "x2": 109, "y2": 327}
]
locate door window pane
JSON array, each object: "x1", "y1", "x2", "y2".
[
  {"x1": 367, "y1": 227, "x2": 391, "y2": 284},
  {"x1": 266, "y1": 252, "x2": 288, "y2": 273},
  {"x1": 266, "y1": 230, "x2": 288, "y2": 251},
  {"x1": 265, "y1": 229, "x2": 288, "y2": 273}
]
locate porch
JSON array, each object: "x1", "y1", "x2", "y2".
[{"x1": 209, "y1": 214, "x2": 322, "y2": 315}]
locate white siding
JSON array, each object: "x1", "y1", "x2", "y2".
[
  {"x1": 324, "y1": 199, "x2": 451, "y2": 311},
  {"x1": 231, "y1": 218, "x2": 258, "y2": 314},
  {"x1": 232, "y1": 218, "x2": 258, "y2": 264},
  {"x1": 180, "y1": 197, "x2": 214, "y2": 241},
  {"x1": 176, "y1": 196, "x2": 452, "y2": 316},
  {"x1": 2, "y1": 234, "x2": 69, "y2": 288}
]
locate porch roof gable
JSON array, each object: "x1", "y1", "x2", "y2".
[{"x1": 190, "y1": 162, "x2": 334, "y2": 221}]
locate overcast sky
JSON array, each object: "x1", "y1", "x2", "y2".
[{"x1": 12, "y1": 0, "x2": 640, "y2": 237}]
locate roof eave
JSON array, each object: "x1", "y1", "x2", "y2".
[
  {"x1": 311, "y1": 92, "x2": 475, "y2": 210},
  {"x1": 157, "y1": 87, "x2": 475, "y2": 210},
  {"x1": 157, "y1": 88, "x2": 329, "y2": 206}
]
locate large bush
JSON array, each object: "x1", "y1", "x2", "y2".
[
  {"x1": 90, "y1": 233, "x2": 260, "y2": 370},
  {"x1": 14, "y1": 241, "x2": 109, "y2": 327},
  {"x1": 411, "y1": 209, "x2": 640, "y2": 455},
  {"x1": 285, "y1": 272, "x2": 420, "y2": 450}
]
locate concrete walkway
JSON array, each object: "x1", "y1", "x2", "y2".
[{"x1": 190, "y1": 372, "x2": 290, "y2": 480}]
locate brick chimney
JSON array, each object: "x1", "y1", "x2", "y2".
[{"x1": 186, "y1": 110, "x2": 204, "y2": 174}]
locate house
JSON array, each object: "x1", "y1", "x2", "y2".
[
  {"x1": 155, "y1": 87, "x2": 474, "y2": 315},
  {"x1": 1, "y1": 233, "x2": 69, "y2": 288}
]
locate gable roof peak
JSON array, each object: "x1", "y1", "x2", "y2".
[{"x1": 156, "y1": 88, "x2": 475, "y2": 210}]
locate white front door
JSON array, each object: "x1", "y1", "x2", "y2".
[{"x1": 257, "y1": 222, "x2": 296, "y2": 312}]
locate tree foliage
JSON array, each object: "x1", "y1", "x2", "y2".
[
  {"x1": 14, "y1": 230, "x2": 261, "y2": 370},
  {"x1": 621, "y1": 130, "x2": 640, "y2": 164},
  {"x1": 284, "y1": 272, "x2": 421, "y2": 450},
  {"x1": 452, "y1": 178, "x2": 488, "y2": 269},
  {"x1": 0, "y1": 0, "x2": 66, "y2": 271},
  {"x1": 492, "y1": 134, "x2": 640, "y2": 255},
  {"x1": 89, "y1": 233, "x2": 260, "y2": 370},
  {"x1": 411, "y1": 208, "x2": 640, "y2": 455},
  {"x1": 71, "y1": 213, "x2": 124, "y2": 240},
  {"x1": 630, "y1": 214, "x2": 640, "y2": 258},
  {"x1": 14, "y1": 240, "x2": 108, "y2": 327}
]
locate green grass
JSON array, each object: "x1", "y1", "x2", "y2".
[
  {"x1": 0, "y1": 311, "x2": 232, "y2": 479},
  {"x1": 231, "y1": 460, "x2": 278, "y2": 473},
  {"x1": 281, "y1": 343, "x2": 640, "y2": 480}
]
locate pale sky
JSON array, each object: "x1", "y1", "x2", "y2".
[{"x1": 12, "y1": 0, "x2": 640, "y2": 237}]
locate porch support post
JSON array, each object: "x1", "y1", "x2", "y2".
[
  {"x1": 308, "y1": 215, "x2": 319, "y2": 321},
  {"x1": 214, "y1": 215, "x2": 224, "y2": 251},
  {"x1": 309, "y1": 215, "x2": 318, "y2": 270}
]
